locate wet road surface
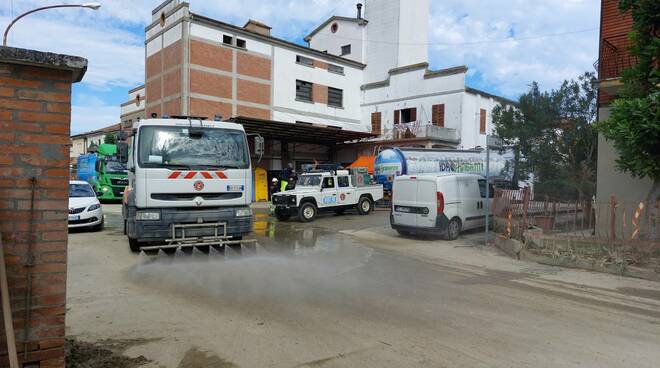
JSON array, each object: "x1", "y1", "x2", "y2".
[{"x1": 66, "y1": 204, "x2": 660, "y2": 368}]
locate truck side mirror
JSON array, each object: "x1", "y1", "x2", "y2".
[
  {"x1": 95, "y1": 161, "x2": 102, "y2": 172},
  {"x1": 254, "y1": 136, "x2": 265, "y2": 156},
  {"x1": 117, "y1": 142, "x2": 129, "y2": 163}
]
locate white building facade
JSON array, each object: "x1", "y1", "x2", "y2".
[{"x1": 123, "y1": 0, "x2": 513, "y2": 169}]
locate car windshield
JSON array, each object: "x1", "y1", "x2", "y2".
[
  {"x1": 297, "y1": 175, "x2": 322, "y2": 187},
  {"x1": 137, "y1": 125, "x2": 249, "y2": 169},
  {"x1": 69, "y1": 184, "x2": 96, "y2": 198},
  {"x1": 105, "y1": 160, "x2": 127, "y2": 174}
]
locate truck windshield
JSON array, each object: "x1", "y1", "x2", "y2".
[
  {"x1": 105, "y1": 160, "x2": 127, "y2": 174},
  {"x1": 69, "y1": 184, "x2": 96, "y2": 198},
  {"x1": 137, "y1": 126, "x2": 249, "y2": 169},
  {"x1": 297, "y1": 175, "x2": 322, "y2": 187}
]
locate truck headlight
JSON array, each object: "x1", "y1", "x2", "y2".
[
  {"x1": 101, "y1": 186, "x2": 110, "y2": 192},
  {"x1": 235, "y1": 208, "x2": 252, "y2": 217},
  {"x1": 135, "y1": 211, "x2": 160, "y2": 221},
  {"x1": 88, "y1": 204, "x2": 101, "y2": 211}
]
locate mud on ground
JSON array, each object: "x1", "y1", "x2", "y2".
[{"x1": 66, "y1": 337, "x2": 156, "y2": 368}]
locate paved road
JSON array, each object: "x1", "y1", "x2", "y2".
[{"x1": 66, "y1": 204, "x2": 660, "y2": 368}]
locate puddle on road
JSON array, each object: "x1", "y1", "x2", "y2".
[{"x1": 127, "y1": 217, "x2": 376, "y2": 307}]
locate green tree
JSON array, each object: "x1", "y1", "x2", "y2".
[
  {"x1": 596, "y1": 0, "x2": 659, "y2": 214},
  {"x1": 103, "y1": 132, "x2": 117, "y2": 144},
  {"x1": 492, "y1": 73, "x2": 598, "y2": 199}
]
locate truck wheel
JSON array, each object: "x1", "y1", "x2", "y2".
[
  {"x1": 298, "y1": 202, "x2": 317, "y2": 222},
  {"x1": 274, "y1": 209, "x2": 291, "y2": 221},
  {"x1": 357, "y1": 196, "x2": 372, "y2": 215},
  {"x1": 445, "y1": 218, "x2": 462, "y2": 241},
  {"x1": 128, "y1": 237, "x2": 140, "y2": 253}
]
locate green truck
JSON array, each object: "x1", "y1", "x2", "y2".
[{"x1": 77, "y1": 144, "x2": 129, "y2": 201}]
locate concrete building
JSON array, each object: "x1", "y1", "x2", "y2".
[
  {"x1": 128, "y1": 0, "x2": 512, "y2": 171},
  {"x1": 594, "y1": 0, "x2": 653, "y2": 232},
  {"x1": 120, "y1": 85, "x2": 146, "y2": 129}
]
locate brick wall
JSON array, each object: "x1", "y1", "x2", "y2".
[{"x1": 0, "y1": 47, "x2": 86, "y2": 368}]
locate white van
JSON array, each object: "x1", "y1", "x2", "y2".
[{"x1": 390, "y1": 173, "x2": 493, "y2": 240}]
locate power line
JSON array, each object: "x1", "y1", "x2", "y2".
[{"x1": 310, "y1": 27, "x2": 599, "y2": 46}]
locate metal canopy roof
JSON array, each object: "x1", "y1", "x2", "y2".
[{"x1": 229, "y1": 116, "x2": 376, "y2": 145}]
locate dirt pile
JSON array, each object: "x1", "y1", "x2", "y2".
[{"x1": 65, "y1": 338, "x2": 152, "y2": 368}]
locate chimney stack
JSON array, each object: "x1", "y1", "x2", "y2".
[{"x1": 356, "y1": 3, "x2": 363, "y2": 19}]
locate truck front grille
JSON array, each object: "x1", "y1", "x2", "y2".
[{"x1": 110, "y1": 178, "x2": 128, "y2": 186}]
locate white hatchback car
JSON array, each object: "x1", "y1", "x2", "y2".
[{"x1": 69, "y1": 180, "x2": 104, "y2": 231}]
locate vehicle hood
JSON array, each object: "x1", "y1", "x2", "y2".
[
  {"x1": 69, "y1": 196, "x2": 99, "y2": 209},
  {"x1": 276, "y1": 188, "x2": 319, "y2": 196}
]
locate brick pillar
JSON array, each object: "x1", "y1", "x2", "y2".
[{"x1": 0, "y1": 47, "x2": 87, "y2": 368}]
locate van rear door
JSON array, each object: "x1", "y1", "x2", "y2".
[
  {"x1": 415, "y1": 179, "x2": 437, "y2": 228},
  {"x1": 392, "y1": 177, "x2": 417, "y2": 227}
]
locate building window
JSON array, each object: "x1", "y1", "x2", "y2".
[
  {"x1": 296, "y1": 55, "x2": 314, "y2": 67},
  {"x1": 331, "y1": 23, "x2": 339, "y2": 34},
  {"x1": 397, "y1": 108, "x2": 416, "y2": 123},
  {"x1": 432, "y1": 104, "x2": 445, "y2": 127},
  {"x1": 296, "y1": 80, "x2": 313, "y2": 102},
  {"x1": 371, "y1": 112, "x2": 382, "y2": 134},
  {"x1": 328, "y1": 87, "x2": 343, "y2": 108},
  {"x1": 480, "y1": 108, "x2": 486, "y2": 134},
  {"x1": 223, "y1": 35, "x2": 233, "y2": 45},
  {"x1": 328, "y1": 64, "x2": 344, "y2": 75},
  {"x1": 341, "y1": 44, "x2": 351, "y2": 56},
  {"x1": 236, "y1": 38, "x2": 246, "y2": 48}
]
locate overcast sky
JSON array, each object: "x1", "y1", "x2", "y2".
[{"x1": 0, "y1": 0, "x2": 600, "y2": 134}]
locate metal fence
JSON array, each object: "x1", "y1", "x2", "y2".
[{"x1": 493, "y1": 188, "x2": 659, "y2": 242}]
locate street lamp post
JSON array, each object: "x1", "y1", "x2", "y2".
[{"x1": 3, "y1": 3, "x2": 102, "y2": 46}]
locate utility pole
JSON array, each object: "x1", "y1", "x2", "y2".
[{"x1": 485, "y1": 135, "x2": 502, "y2": 245}]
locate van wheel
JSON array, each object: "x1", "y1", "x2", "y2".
[
  {"x1": 128, "y1": 237, "x2": 140, "y2": 253},
  {"x1": 446, "y1": 218, "x2": 462, "y2": 241},
  {"x1": 298, "y1": 202, "x2": 317, "y2": 222},
  {"x1": 357, "y1": 196, "x2": 372, "y2": 215},
  {"x1": 396, "y1": 230, "x2": 411, "y2": 237}
]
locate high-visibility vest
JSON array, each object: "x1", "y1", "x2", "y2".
[{"x1": 280, "y1": 181, "x2": 288, "y2": 192}]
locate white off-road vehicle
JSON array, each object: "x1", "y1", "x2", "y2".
[{"x1": 272, "y1": 170, "x2": 384, "y2": 222}]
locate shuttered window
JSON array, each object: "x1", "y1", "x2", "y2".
[
  {"x1": 371, "y1": 112, "x2": 382, "y2": 134},
  {"x1": 327, "y1": 64, "x2": 344, "y2": 74},
  {"x1": 432, "y1": 104, "x2": 445, "y2": 127},
  {"x1": 328, "y1": 87, "x2": 343, "y2": 107},
  {"x1": 296, "y1": 80, "x2": 313, "y2": 102},
  {"x1": 480, "y1": 108, "x2": 486, "y2": 134},
  {"x1": 398, "y1": 108, "x2": 416, "y2": 123},
  {"x1": 296, "y1": 55, "x2": 314, "y2": 67}
]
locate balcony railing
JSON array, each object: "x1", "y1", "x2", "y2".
[
  {"x1": 594, "y1": 35, "x2": 637, "y2": 80},
  {"x1": 394, "y1": 124, "x2": 459, "y2": 142}
]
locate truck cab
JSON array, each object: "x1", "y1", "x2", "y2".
[
  {"x1": 122, "y1": 118, "x2": 254, "y2": 252},
  {"x1": 77, "y1": 144, "x2": 129, "y2": 201},
  {"x1": 272, "y1": 170, "x2": 384, "y2": 222}
]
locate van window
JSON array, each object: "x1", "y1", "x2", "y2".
[
  {"x1": 338, "y1": 176, "x2": 350, "y2": 188},
  {"x1": 322, "y1": 177, "x2": 335, "y2": 189},
  {"x1": 478, "y1": 179, "x2": 494, "y2": 198}
]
